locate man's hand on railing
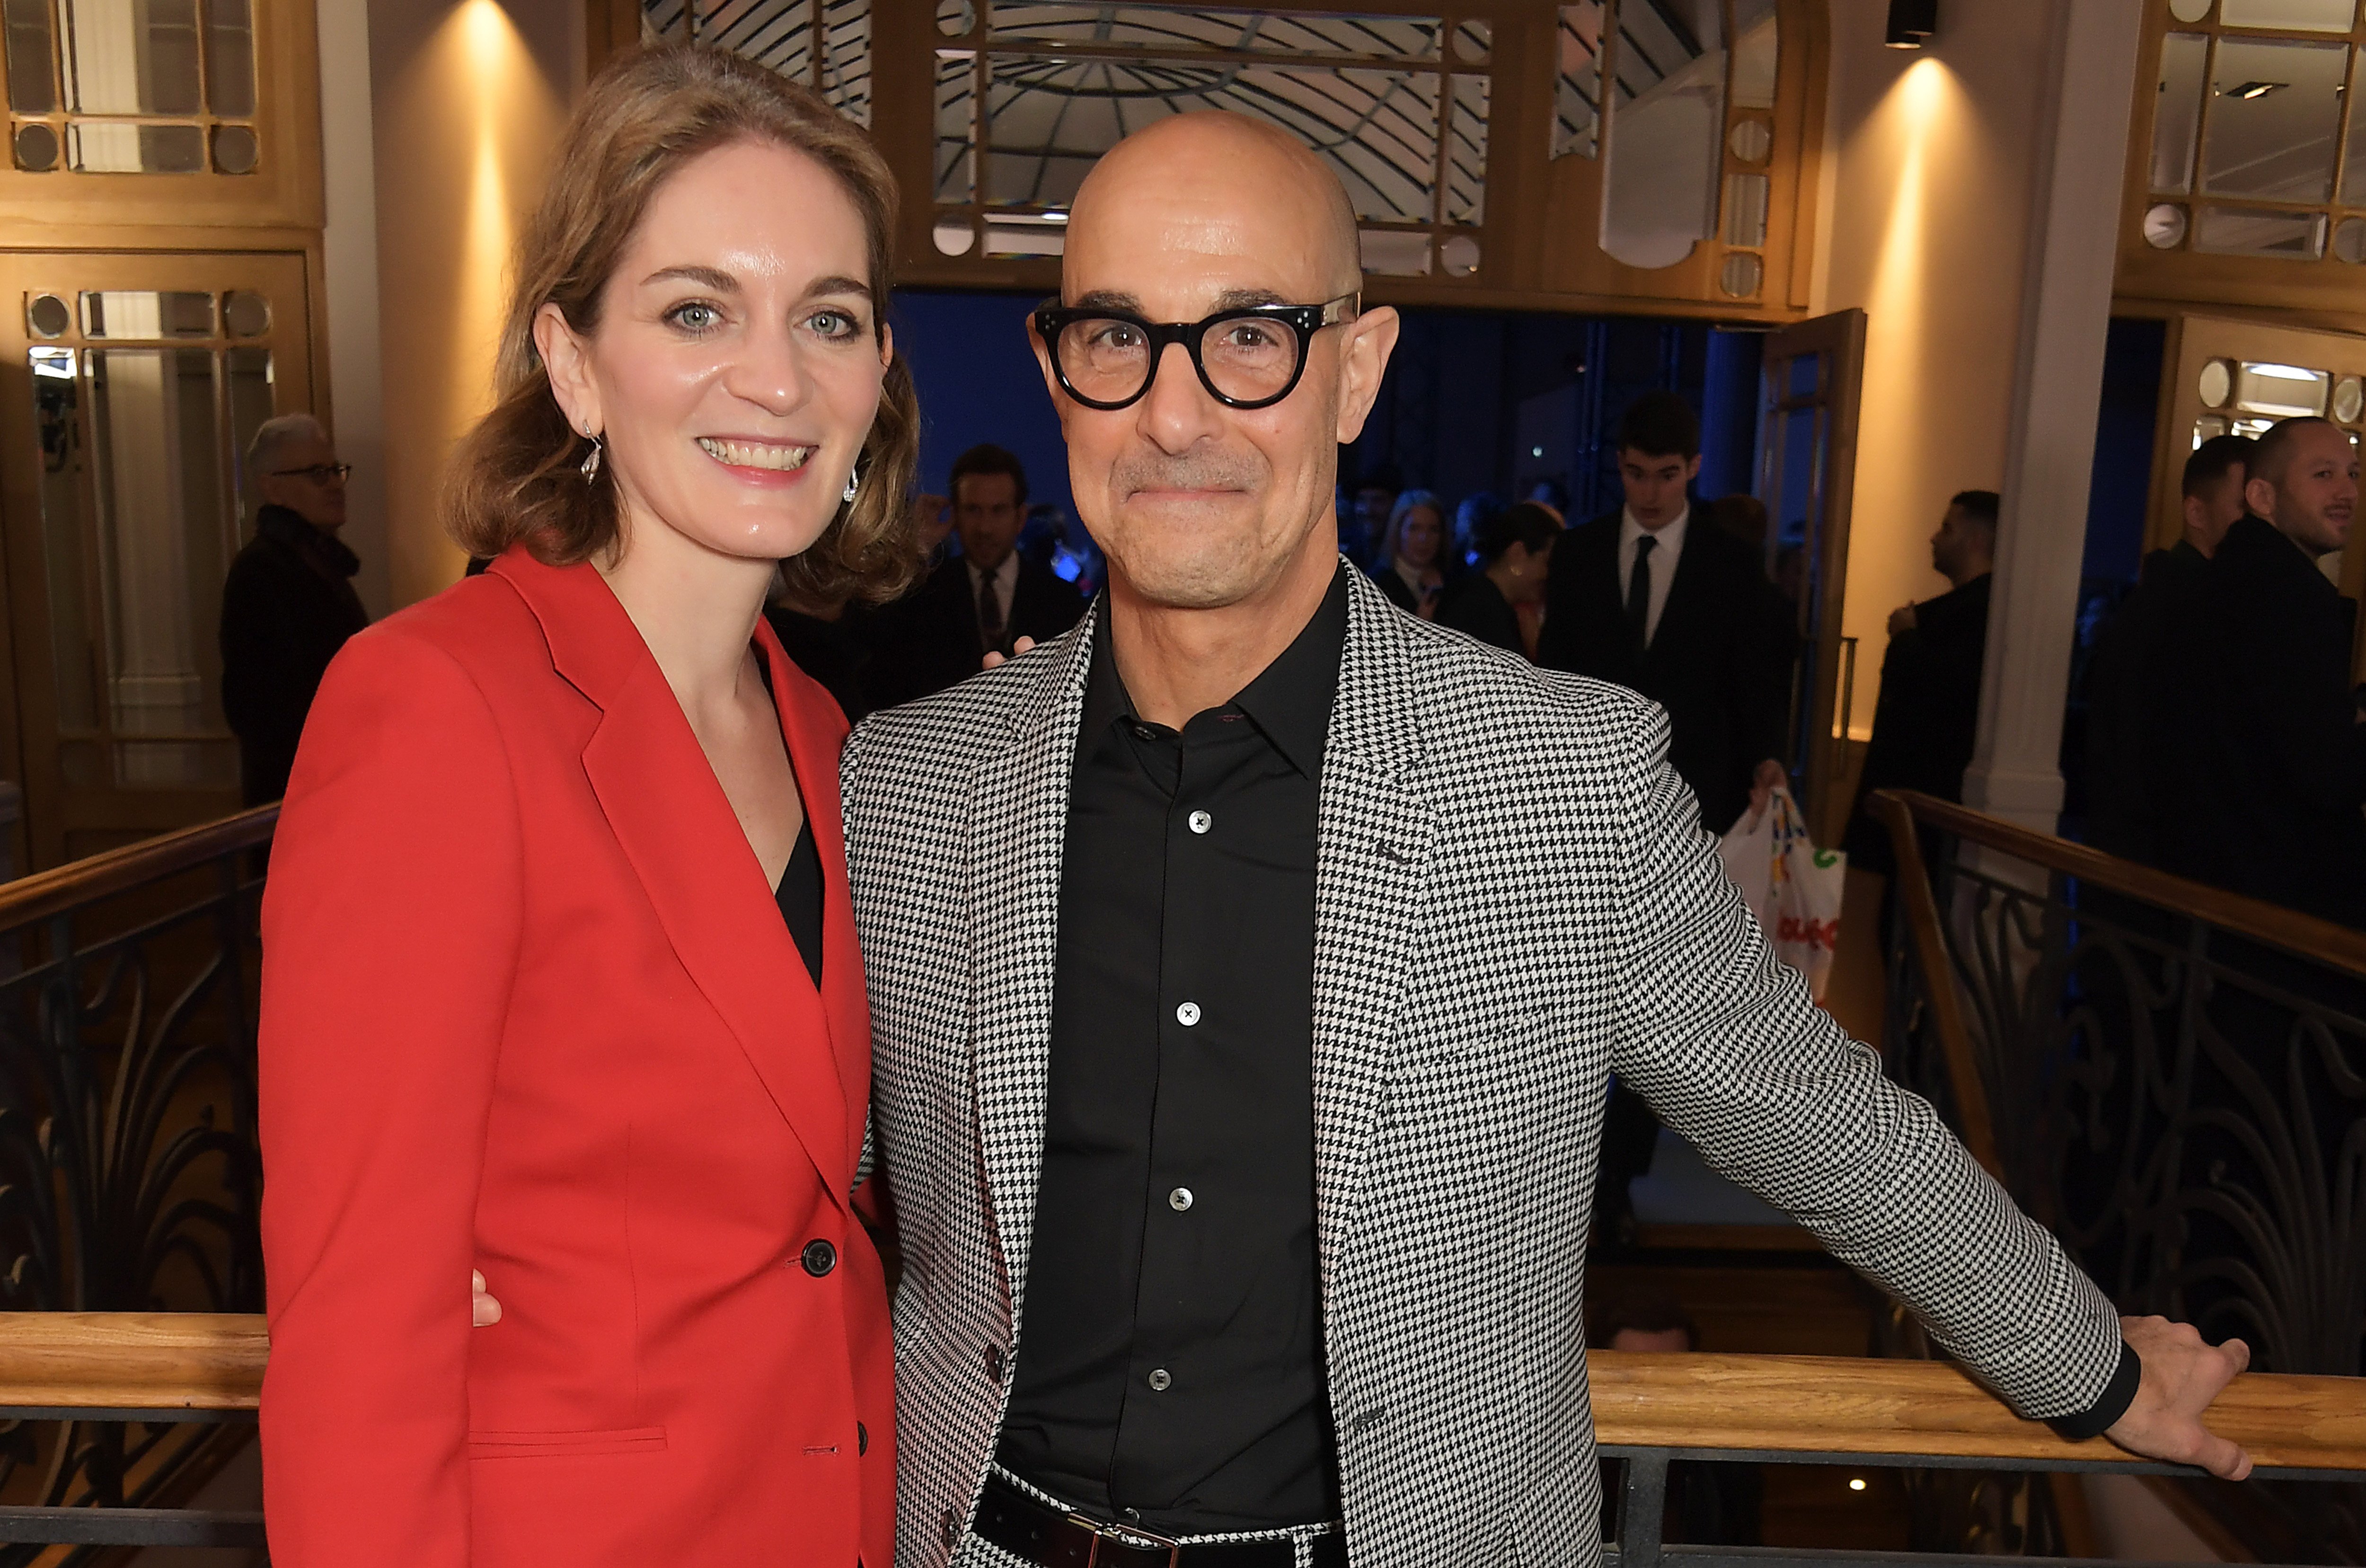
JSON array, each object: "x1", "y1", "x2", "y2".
[{"x1": 2107, "y1": 1314, "x2": 2252, "y2": 1480}]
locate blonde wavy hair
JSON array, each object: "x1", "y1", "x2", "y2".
[{"x1": 445, "y1": 45, "x2": 921, "y2": 604}]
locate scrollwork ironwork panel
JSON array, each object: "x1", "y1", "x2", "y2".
[{"x1": 0, "y1": 842, "x2": 263, "y2": 1558}]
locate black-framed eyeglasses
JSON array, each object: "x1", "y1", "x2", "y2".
[
  {"x1": 271, "y1": 463, "x2": 353, "y2": 484},
  {"x1": 1033, "y1": 293, "x2": 1361, "y2": 412}
]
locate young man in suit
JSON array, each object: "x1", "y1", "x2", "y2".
[
  {"x1": 1536, "y1": 393, "x2": 1792, "y2": 837},
  {"x1": 868, "y1": 443, "x2": 1085, "y2": 706},
  {"x1": 837, "y1": 113, "x2": 2250, "y2": 1568}
]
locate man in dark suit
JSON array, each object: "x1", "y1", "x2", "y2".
[
  {"x1": 2186, "y1": 416, "x2": 2366, "y2": 927},
  {"x1": 869, "y1": 443, "x2": 1085, "y2": 707},
  {"x1": 1843, "y1": 490, "x2": 1998, "y2": 875},
  {"x1": 2084, "y1": 436, "x2": 2252, "y2": 871},
  {"x1": 219, "y1": 413, "x2": 369, "y2": 805},
  {"x1": 1538, "y1": 393, "x2": 1791, "y2": 1240},
  {"x1": 1537, "y1": 392, "x2": 1790, "y2": 837}
]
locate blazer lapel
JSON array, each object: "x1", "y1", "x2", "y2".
[
  {"x1": 1313, "y1": 573, "x2": 1438, "y2": 1290},
  {"x1": 492, "y1": 551, "x2": 854, "y2": 1211},
  {"x1": 762, "y1": 622, "x2": 872, "y2": 1187},
  {"x1": 967, "y1": 612, "x2": 1095, "y2": 1310}
]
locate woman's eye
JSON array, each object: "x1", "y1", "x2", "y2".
[
  {"x1": 810, "y1": 309, "x2": 862, "y2": 340},
  {"x1": 668, "y1": 302, "x2": 721, "y2": 332}
]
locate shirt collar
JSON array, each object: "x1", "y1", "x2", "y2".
[
  {"x1": 967, "y1": 551, "x2": 1020, "y2": 590},
  {"x1": 1079, "y1": 562, "x2": 1349, "y2": 780},
  {"x1": 1620, "y1": 503, "x2": 1689, "y2": 556}
]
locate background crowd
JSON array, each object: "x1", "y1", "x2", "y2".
[{"x1": 217, "y1": 388, "x2": 2366, "y2": 948}]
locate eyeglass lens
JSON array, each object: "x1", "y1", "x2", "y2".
[{"x1": 1056, "y1": 315, "x2": 1305, "y2": 406}]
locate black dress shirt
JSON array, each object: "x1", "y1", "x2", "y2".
[{"x1": 996, "y1": 568, "x2": 1350, "y2": 1535}]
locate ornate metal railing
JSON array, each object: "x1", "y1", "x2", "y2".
[
  {"x1": 1871, "y1": 788, "x2": 2366, "y2": 1558},
  {"x1": 0, "y1": 808, "x2": 274, "y2": 1551}
]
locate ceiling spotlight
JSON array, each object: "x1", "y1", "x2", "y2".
[
  {"x1": 1885, "y1": 0, "x2": 1937, "y2": 48},
  {"x1": 2221, "y1": 80, "x2": 2288, "y2": 100}
]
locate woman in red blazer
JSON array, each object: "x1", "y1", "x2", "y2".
[{"x1": 258, "y1": 49, "x2": 918, "y2": 1568}]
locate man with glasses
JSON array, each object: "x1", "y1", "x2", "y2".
[
  {"x1": 837, "y1": 113, "x2": 2250, "y2": 1568},
  {"x1": 220, "y1": 413, "x2": 368, "y2": 805}
]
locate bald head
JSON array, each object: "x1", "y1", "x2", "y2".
[
  {"x1": 1034, "y1": 109, "x2": 1400, "y2": 629},
  {"x1": 1071, "y1": 112, "x2": 1361, "y2": 297},
  {"x1": 2243, "y1": 415, "x2": 2357, "y2": 558}
]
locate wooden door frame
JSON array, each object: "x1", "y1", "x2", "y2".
[
  {"x1": 2146, "y1": 312, "x2": 2366, "y2": 679},
  {"x1": 1757, "y1": 307, "x2": 1866, "y2": 847},
  {"x1": 0, "y1": 251, "x2": 315, "y2": 869}
]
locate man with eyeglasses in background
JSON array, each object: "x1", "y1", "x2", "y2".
[
  {"x1": 220, "y1": 413, "x2": 368, "y2": 805},
  {"x1": 828, "y1": 112, "x2": 2255, "y2": 1568}
]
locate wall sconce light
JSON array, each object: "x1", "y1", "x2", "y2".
[{"x1": 1885, "y1": 0, "x2": 1937, "y2": 48}]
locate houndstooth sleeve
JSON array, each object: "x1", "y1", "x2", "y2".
[{"x1": 1601, "y1": 699, "x2": 2126, "y2": 1422}]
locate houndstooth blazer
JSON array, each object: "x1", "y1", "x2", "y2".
[{"x1": 840, "y1": 566, "x2": 2124, "y2": 1568}]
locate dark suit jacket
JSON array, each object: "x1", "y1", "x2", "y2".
[
  {"x1": 2083, "y1": 543, "x2": 2207, "y2": 870},
  {"x1": 867, "y1": 552, "x2": 1085, "y2": 709},
  {"x1": 1437, "y1": 573, "x2": 1523, "y2": 657},
  {"x1": 219, "y1": 504, "x2": 370, "y2": 805},
  {"x1": 2185, "y1": 514, "x2": 2366, "y2": 927},
  {"x1": 1537, "y1": 511, "x2": 1791, "y2": 832},
  {"x1": 1844, "y1": 573, "x2": 1991, "y2": 874}
]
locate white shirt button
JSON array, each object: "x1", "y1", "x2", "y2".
[
  {"x1": 1188, "y1": 810, "x2": 1212, "y2": 835},
  {"x1": 1147, "y1": 1368, "x2": 1173, "y2": 1392},
  {"x1": 1168, "y1": 1187, "x2": 1194, "y2": 1211},
  {"x1": 1175, "y1": 1001, "x2": 1201, "y2": 1027}
]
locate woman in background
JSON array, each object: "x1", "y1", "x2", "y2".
[
  {"x1": 257, "y1": 47, "x2": 914, "y2": 1568},
  {"x1": 1372, "y1": 487, "x2": 1449, "y2": 618},
  {"x1": 1440, "y1": 500, "x2": 1561, "y2": 660}
]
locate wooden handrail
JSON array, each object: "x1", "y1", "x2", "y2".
[
  {"x1": 0, "y1": 1315, "x2": 2356, "y2": 1474},
  {"x1": 0, "y1": 1314, "x2": 266, "y2": 1410},
  {"x1": 0, "y1": 806, "x2": 278, "y2": 931},
  {"x1": 1591, "y1": 1350, "x2": 2366, "y2": 1471},
  {"x1": 1869, "y1": 788, "x2": 2366, "y2": 980}
]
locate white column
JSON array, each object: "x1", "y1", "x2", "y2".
[
  {"x1": 1961, "y1": 0, "x2": 2144, "y2": 834},
  {"x1": 316, "y1": 0, "x2": 390, "y2": 617}
]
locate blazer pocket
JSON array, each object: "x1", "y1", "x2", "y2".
[{"x1": 468, "y1": 1425, "x2": 668, "y2": 1460}]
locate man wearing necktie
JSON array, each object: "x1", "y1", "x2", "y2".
[
  {"x1": 1539, "y1": 392, "x2": 1792, "y2": 837},
  {"x1": 1538, "y1": 392, "x2": 1798, "y2": 1238},
  {"x1": 869, "y1": 443, "x2": 1086, "y2": 705}
]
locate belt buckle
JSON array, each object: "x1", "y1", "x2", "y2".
[{"x1": 1066, "y1": 1511, "x2": 1182, "y2": 1567}]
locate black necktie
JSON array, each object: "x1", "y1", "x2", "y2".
[
  {"x1": 977, "y1": 568, "x2": 1006, "y2": 655},
  {"x1": 1626, "y1": 534, "x2": 1656, "y2": 656}
]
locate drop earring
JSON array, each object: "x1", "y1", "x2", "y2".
[
  {"x1": 841, "y1": 468, "x2": 860, "y2": 505},
  {"x1": 580, "y1": 422, "x2": 602, "y2": 482}
]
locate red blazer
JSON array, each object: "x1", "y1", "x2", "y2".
[{"x1": 259, "y1": 550, "x2": 892, "y2": 1568}]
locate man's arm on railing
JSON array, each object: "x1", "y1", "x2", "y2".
[
  {"x1": 1601, "y1": 702, "x2": 2251, "y2": 1478},
  {"x1": 258, "y1": 630, "x2": 523, "y2": 1565}
]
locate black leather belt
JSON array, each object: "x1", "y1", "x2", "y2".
[{"x1": 973, "y1": 1473, "x2": 1347, "y2": 1568}]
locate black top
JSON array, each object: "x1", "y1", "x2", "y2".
[
  {"x1": 774, "y1": 821, "x2": 823, "y2": 988},
  {"x1": 2183, "y1": 514, "x2": 2366, "y2": 926},
  {"x1": 219, "y1": 503, "x2": 370, "y2": 805},
  {"x1": 1436, "y1": 571, "x2": 1523, "y2": 655},
  {"x1": 997, "y1": 568, "x2": 1349, "y2": 1535},
  {"x1": 2083, "y1": 542, "x2": 2208, "y2": 870},
  {"x1": 1842, "y1": 573, "x2": 1991, "y2": 875},
  {"x1": 751, "y1": 650, "x2": 825, "y2": 987}
]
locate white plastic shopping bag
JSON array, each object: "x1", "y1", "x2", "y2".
[{"x1": 1717, "y1": 785, "x2": 1846, "y2": 1000}]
